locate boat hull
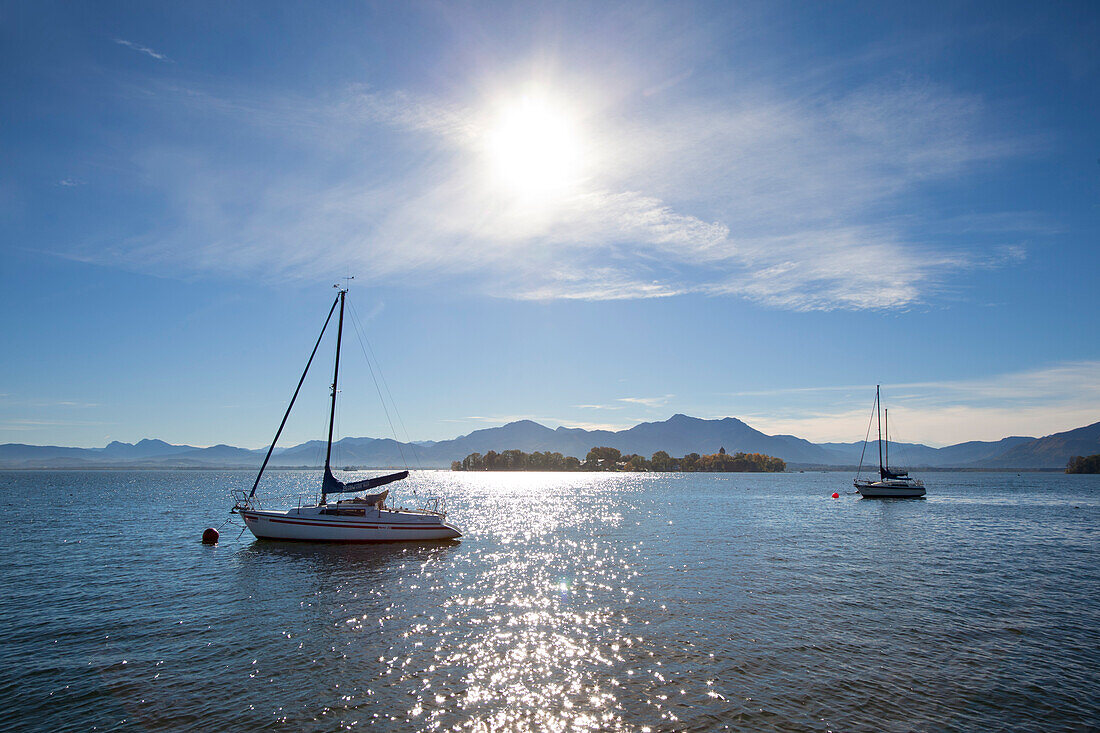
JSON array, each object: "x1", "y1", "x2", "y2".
[
  {"x1": 240, "y1": 508, "x2": 462, "y2": 542},
  {"x1": 853, "y1": 480, "x2": 926, "y2": 498}
]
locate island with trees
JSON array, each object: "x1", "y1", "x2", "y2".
[
  {"x1": 451, "y1": 446, "x2": 785, "y2": 472},
  {"x1": 1066, "y1": 454, "x2": 1100, "y2": 474}
]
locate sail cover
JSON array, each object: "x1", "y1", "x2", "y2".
[
  {"x1": 337, "y1": 489, "x2": 388, "y2": 505},
  {"x1": 323, "y1": 467, "x2": 408, "y2": 496}
]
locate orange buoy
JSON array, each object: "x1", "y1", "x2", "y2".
[
  {"x1": 831, "y1": 492, "x2": 840, "y2": 499},
  {"x1": 201, "y1": 527, "x2": 220, "y2": 544}
]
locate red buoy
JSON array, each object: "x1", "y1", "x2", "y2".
[
  {"x1": 201, "y1": 527, "x2": 220, "y2": 544},
  {"x1": 831, "y1": 492, "x2": 840, "y2": 499}
]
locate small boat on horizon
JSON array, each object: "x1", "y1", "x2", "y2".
[
  {"x1": 231, "y1": 286, "x2": 462, "y2": 542},
  {"x1": 853, "y1": 385, "x2": 926, "y2": 499}
]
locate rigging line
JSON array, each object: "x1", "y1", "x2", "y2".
[
  {"x1": 348, "y1": 303, "x2": 427, "y2": 474},
  {"x1": 313, "y1": 406, "x2": 329, "y2": 502},
  {"x1": 348, "y1": 304, "x2": 428, "y2": 476},
  {"x1": 310, "y1": 401, "x2": 327, "y2": 471},
  {"x1": 887, "y1": 412, "x2": 912, "y2": 470},
  {"x1": 855, "y1": 390, "x2": 877, "y2": 478},
  {"x1": 249, "y1": 294, "x2": 340, "y2": 499},
  {"x1": 334, "y1": 387, "x2": 342, "y2": 468},
  {"x1": 345, "y1": 305, "x2": 412, "y2": 477}
]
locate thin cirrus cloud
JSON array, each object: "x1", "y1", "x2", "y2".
[
  {"x1": 92, "y1": 64, "x2": 1034, "y2": 311},
  {"x1": 576, "y1": 395, "x2": 675, "y2": 411},
  {"x1": 616, "y1": 395, "x2": 675, "y2": 408},
  {"x1": 113, "y1": 38, "x2": 171, "y2": 62},
  {"x1": 0, "y1": 418, "x2": 111, "y2": 431}
]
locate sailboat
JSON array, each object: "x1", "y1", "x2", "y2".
[
  {"x1": 232, "y1": 287, "x2": 462, "y2": 542},
  {"x1": 853, "y1": 385, "x2": 926, "y2": 498}
]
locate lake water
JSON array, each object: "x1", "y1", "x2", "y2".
[{"x1": 1, "y1": 470, "x2": 1098, "y2": 731}]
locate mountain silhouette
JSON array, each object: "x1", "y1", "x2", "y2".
[{"x1": 2, "y1": 414, "x2": 1095, "y2": 469}]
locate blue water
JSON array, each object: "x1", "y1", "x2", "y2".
[{"x1": 1, "y1": 470, "x2": 1098, "y2": 731}]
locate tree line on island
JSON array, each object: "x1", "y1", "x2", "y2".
[
  {"x1": 451, "y1": 446, "x2": 786, "y2": 472},
  {"x1": 1066, "y1": 454, "x2": 1100, "y2": 474}
]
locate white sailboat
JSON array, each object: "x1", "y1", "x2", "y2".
[
  {"x1": 232, "y1": 287, "x2": 462, "y2": 542},
  {"x1": 853, "y1": 385, "x2": 926, "y2": 498}
]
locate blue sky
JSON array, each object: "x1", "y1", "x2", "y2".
[{"x1": 2, "y1": 1, "x2": 1098, "y2": 449}]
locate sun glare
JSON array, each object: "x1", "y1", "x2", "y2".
[{"x1": 485, "y1": 92, "x2": 585, "y2": 198}]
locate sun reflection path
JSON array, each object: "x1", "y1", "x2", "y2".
[
  {"x1": 378, "y1": 535, "x2": 640, "y2": 731},
  {"x1": 358, "y1": 474, "x2": 674, "y2": 731}
]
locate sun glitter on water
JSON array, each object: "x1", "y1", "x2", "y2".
[{"x1": 485, "y1": 90, "x2": 586, "y2": 198}]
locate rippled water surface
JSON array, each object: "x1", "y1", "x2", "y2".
[{"x1": 2, "y1": 470, "x2": 1098, "y2": 731}]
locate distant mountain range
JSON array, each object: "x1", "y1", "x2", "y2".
[{"x1": 1, "y1": 415, "x2": 1097, "y2": 470}]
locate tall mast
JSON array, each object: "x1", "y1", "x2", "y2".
[
  {"x1": 876, "y1": 385, "x2": 883, "y2": 475},
  {"x1": 324, "y1": 289, "x2": 346, "y2": 477}
]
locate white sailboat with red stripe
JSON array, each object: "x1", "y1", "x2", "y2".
[
  {"x1": 853, "y1": 385, "x2": 926, "y2": 499},
  {"x1": 237, "y1": 487, "x2": 461, "y2": 542},
  {"x1": 231, "y1": 286, "x2": 461, "y2": 542}
]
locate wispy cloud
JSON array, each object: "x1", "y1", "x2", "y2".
[
  {"x1": 82, "y1": 44, "x2": 1035, "y2": 311},
  {"x1": 617, "y1": 395, "x2": 675, "y2": 408},
  {"x1": 4, "y1": 396, "x2": 101, "y2": 409},
  {"x1": 456, "y1": 414, "x2": 539, "y2": 424},
  {"x1": 113, "y1": 38, "x2": 171, "y2": 62},
  {"x1": 58, "y1": 178, "x2": 85, "y2": 187},
  {"x1": 577, "y1": 395, "x2": 675, "y2": 410},
  {"x1": 0, "y1": 418, "x2": 111, "y2": 431}
]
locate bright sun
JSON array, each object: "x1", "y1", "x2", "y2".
[{"x1": 485, "y1": 92, "x2": 585, "y2": 198}]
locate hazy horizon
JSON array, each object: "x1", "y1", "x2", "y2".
[{"x1": 4, "y1": 409, "x2": 1094, "y2": 453}]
